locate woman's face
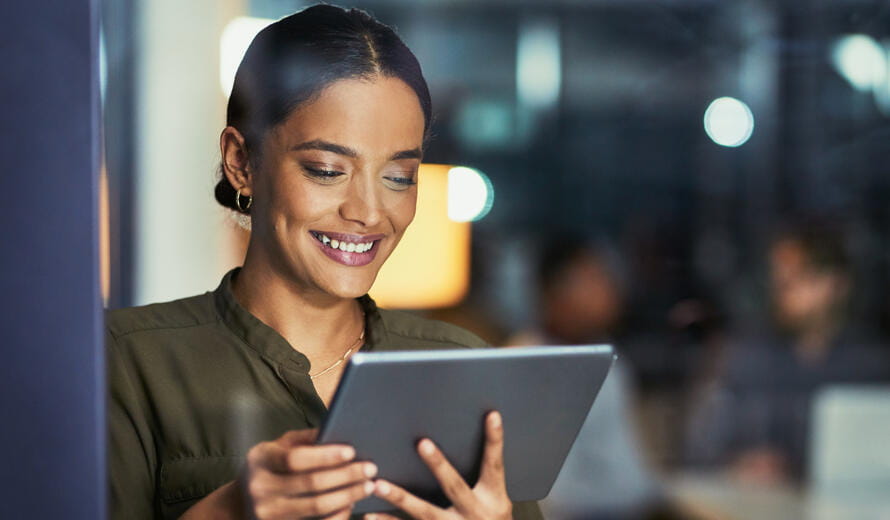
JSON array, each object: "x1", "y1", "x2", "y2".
[{"x1": 247, "y1": 76, "x2": 425, "y2": 299}]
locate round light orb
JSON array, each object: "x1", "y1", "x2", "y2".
[
  {"x1": 704, "y1": 97, "x2": 755, "y2": 148},
  {"x1": 447, "y1": 167, "x2": 494, "y2": 222},
  {"x1": 831, "y1": 34, "x2": 886, "y2": 92}
]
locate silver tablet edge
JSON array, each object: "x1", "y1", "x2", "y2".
[{"x1": 350, "y1": 344, "x2": 614, "y2": 367}]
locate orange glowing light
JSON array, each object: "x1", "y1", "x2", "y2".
[{"x1": 370, "y1": 164, "x2": 471, "y2": 309}]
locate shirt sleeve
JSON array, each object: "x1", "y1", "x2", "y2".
[{"x1": 107, "y1": 329, "x2": 157, "y2": 519}]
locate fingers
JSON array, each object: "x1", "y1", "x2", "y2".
[
  {"x1": 370, "y1": 414, "x2": 510, "y2": 520},
  {"x1": 324, "y1": 508, "x2": 354, "y2": 520},
  {"x1": 279, "y1": 428, "x2": 319, "y2": 446},
  {"x1": 286, "y1": 443, "x2": 356, "y2": 474},
  {"x1": 245, "y1": 430, "x2": 370, "y2": 519},
  {"x1": 478, "y1": 411, "x2": 507, "y2": 490},
  {"x1": 364, "y1": 514, "x2": 402, "y2": 520},
  {"x1": 373, "y1": 479, "x2": 442, "y2": 520},
  {"x1": 255, "y1": 480, "x2": 374, "y2": 519},
  {"x1": 250, "y1": 461, "x2": 377, "y2": 499},
  {"x1": 289, "y1": 461, "x2": 376, "y2": 497},
  {"x1": 248, "y1": 439, "x2": 355, "y2": 474},
  {"x1": 247, "y1": 442, "x2": 292, "y2": 474},
  {"x1": 415, "y1": 438, "x2": 474, "y2": 509},
  {"x1": 294, "y1": 480, "x2": 375, "y2": 517}
]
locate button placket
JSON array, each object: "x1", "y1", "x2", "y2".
[{"x1": 276, "y1": 361, "x2": 326, "y2": 428}]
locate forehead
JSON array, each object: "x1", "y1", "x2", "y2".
[
  {"x1": 273, "y1": 76, "x2": 426, "y2": 157},
  {"x1": 771, "y1": 240, "x2": 805, "y2": 268}
]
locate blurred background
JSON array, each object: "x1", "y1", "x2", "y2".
[{"x1": 100, "y1": 0, "x2": 890, "y2": 518}]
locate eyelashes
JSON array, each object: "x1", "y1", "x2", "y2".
[
  {"x1": 383, "y1": 176, "x2": 417, "y2": 190},
  {"x1": 302, "y1": 165, "x2": 416, "y2": 190},
  {"x1": 303, "y1": 166, "x2": 344, "y2": 183}
]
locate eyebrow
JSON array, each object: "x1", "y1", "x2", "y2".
[{"x1": 291, "y1": 139, "x2": 423, "y2": 161}]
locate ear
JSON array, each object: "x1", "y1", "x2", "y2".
[{"x1": 220, "y1": 126, "x2": 254, "y2": 195}]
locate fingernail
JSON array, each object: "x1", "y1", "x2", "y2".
[
  {"x1": 341, "y1": 446, "x2": 356, "y2": 460},
  {"x1": 366, "y1": 515, "x2": 377, "y2": 520},
  {"x1": 364, "y1": 481, "x2": 375, "y2": 495},
  {"x1": 490, "y1": 411, "x2": 502, "y2": 429},
  {"x1": 364, "y1": 463, "x2": 378, "y2": 478},
  {"x1": 376, "y1": 480, "x2": 391, "y2": 496},
  {"x1": 419, "y1": 439, "x2": 435, "y2": 456}
]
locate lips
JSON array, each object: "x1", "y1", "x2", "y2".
[{"x1": 310, "y1": 230, "x2": 386, "y2": 267}]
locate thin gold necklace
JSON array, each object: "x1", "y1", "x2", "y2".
[{"x1": 309, "y1": 325, "x2": 365, "y2": 380}]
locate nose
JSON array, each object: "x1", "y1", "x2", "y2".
[{"x1": 338, "y1": 172, "x2": 383, "y2": 227}]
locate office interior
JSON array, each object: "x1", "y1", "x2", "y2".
[{"x1": 4, "y1": 0, "x2": 890, "y2": 518}]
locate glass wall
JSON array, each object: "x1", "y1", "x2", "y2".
[{"x1": 102, "y1": 1, "x2": 890, "y2": 517}]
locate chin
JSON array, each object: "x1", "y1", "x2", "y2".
[{"x1": 322, "y1": 271, "x2": 378, "y2": 300}]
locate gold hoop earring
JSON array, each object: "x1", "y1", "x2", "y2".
[{"x1": 235, "y1": 189, "x2": 253, "y2": 213}]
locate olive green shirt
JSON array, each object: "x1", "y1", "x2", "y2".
[{"x1": 108, "y1": 269, "x2": 543, "y2": 519}]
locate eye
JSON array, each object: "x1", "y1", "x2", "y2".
[
  {"x1": 303, "y1": 166, "x2": 345, "y2": 183},
  {"x1": 383, "y1": 172, "x2": 418, "y2": 191}
]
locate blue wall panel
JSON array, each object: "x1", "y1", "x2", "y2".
[{"x1": 0, "y1": 0, "x2": 104, "y2": 518}]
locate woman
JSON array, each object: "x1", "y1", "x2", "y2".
[{"x1": 108, "y1": 5, "x2": 542, "y2": 520}]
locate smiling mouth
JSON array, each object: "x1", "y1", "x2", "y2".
[{"x1": 309, "y1": 231, "x2": 381, "y2": 254}]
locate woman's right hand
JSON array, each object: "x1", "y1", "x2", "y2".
[{"x1": 242, "y1": 428, "x2": 377, "y2": 519}]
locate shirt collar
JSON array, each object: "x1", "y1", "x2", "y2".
[{"x1": 212, "y1": 267, "x2": 387, "y2": 371}]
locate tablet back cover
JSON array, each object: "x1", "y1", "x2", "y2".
[{"x1": 318, "y1": 345, "x2": 614, "y2": 513}]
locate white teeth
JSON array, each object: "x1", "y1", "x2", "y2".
[{"x1": 316, "y1": 233, "x2": 375, "y2": 253}]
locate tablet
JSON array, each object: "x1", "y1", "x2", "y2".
[{"x1": 317, "y1": 345, "x2": 615, "y2": 513}]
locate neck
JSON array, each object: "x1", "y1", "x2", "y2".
[
  {"x1": 792, "y1": 316, "x2": 839, "y2": 365},
  {"x1": 233, "y1": 246, "x2": 364, "y2": 367}
]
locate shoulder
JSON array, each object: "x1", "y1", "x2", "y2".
[
  {"x1": 106, "y1": 292, "x2": 218, "y2": 341},
  {"x1": 719, "y1": 332, "x2": 784, "y2": 385},
  {"x1": 376, "y1": 308, "x2": 489, "y2": 350}
]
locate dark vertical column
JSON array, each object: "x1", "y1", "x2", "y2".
[{"x1": 0, "y1": 1, "x2": 104, "y2": 519}]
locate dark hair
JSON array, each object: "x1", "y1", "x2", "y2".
[
  {"x1": 535, "y1": 236, "x2": 626, "y2": 296},
  {"x1": 773, "y1": 220, "x2": 850, "y2": 275},
  {"x1": 215, "y1": 4, "x2": 433, "y2": 213}
]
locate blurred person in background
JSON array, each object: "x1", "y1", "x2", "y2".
[
  {"x1": 507, "y1": 239, "x2": 662, "y2": 519},
  {"x1": 685, "y1": 221, "x2": 890, "y2": 485}
]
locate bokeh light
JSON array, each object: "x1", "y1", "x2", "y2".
[
  {"x1": 831, "y1": 34, "x2": 887, "y2": 92},
  {"x1": 703, "y1": 97, "x2": 755, "y2": 148},
  {"x1": 448, "y1": 166, "x2": 494, "y2": 222},
  {"x1": 517, "y1": 18, "x2": 561, "y2": 110},
  {"x1": 220, "y1": 17, "x2": 274, "y2": 97}
]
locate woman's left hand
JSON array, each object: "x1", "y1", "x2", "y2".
[{"x1": 366, "y1": 411, "x2": 512, "y2": 520}]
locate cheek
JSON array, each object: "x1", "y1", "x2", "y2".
[
  {"x1": 777, "y1": 283, "x2": 816, "y2": 318},
  {"x1": 387, "y1": 191, "x2": 417, "y2": 233},
  {"x1": 268, "y1": 178, "x2": 335, "y2": 228}
]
